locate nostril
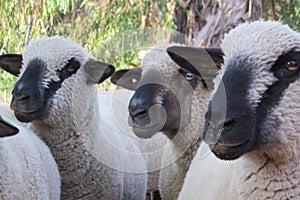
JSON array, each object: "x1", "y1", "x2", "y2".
[
  {"x1": 12, "y1": 83, "x2": 32, "y2": 103},
  {"x1": 223, "y1": 117, "x2": 237, "y2": 131},
  {"x1": 130, "y1": 107, "x2": 148, "y2": 117},
  {"x1": 17, "y1": 95, "x2": 31, "y2": 102}
]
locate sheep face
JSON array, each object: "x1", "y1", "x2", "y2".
[
  {"x1": 0, "y1": 36, "x2": 114, "y2": 123},
  {"x1": 203, "y1": 21, "x2": 300, "y2": 160},
  {"x1": 127, "y1": 68, "x2": 194, "y2": 139},
  {"x1": 0, "y1": 116, "x2": 19, "y2": 137},
  {"x1": 111, "y1": 46, "x2": 222, "y2": 139}
]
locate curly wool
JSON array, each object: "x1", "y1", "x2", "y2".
[{"x1": 0, "y1": 104, "x2": 60, "y2": 200}]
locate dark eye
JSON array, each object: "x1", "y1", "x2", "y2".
[
  {"x1": 57, "y1": 58, "x2": 80, "y2": 81},
  {"x1": 185, "y1": 73, "x2": 194, "y2": 81},
  {"x1": 67, "y1": 65, "x2": 76, "y2": 73},
  {"x1": 285, "y1": 61, "x2": 298, "y2": 71},
  {"x1": 66, "y1": 58, "x2": 80, "y2": 74}
]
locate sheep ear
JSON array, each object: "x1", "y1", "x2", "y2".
[
  {"x1": 0, "y1": 116, "x2": 19, "y2": 137},
  {"x1": 84, "y1": 60, "x2": 115, "y2": 84},
  {"x1": 110, "y1": 67, "x2": 142, "y2": 90},
  {"x1": 0, "y1": 54, "x2": 23, "y2": 76},
  {"x1": 167, "y1": 46, "x2": 223, "y2": 78}
]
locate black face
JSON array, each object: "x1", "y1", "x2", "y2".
[
  {"x1": 128, "y1": 69, "x2": 198, "y2": 139},
  {"x1": 203, "y1": 51, "x2": 300, "y2": 160},
  {"x1": 11, "y1": 58, "x2": 80, "y2": 122}
]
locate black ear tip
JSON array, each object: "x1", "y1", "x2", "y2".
[
  {"x1": 110, "y1": 69, "x2": 130, "y2": 85},
  {"x1": 96, "y1": 63, "x2": 116, "y2": 84},
  {"x1": 167, "y1": 46, "x2": 181, "y2": 55},
  {"x1": 10, "y1": 126, "x2": 19, "y2": 135},
  {"x1": 0, "y1": 54, "x2": 23, "y2": 76},
  {"x1": 107, "y1": 64, "x2": 115, "y2": 76},
  {"x1": 110, "y1": 72, "x2": 119, "y2": 85},
  {"x1": 166, "y1": 46, "x2": 183, "y2": 60},
  {"x1": 0, "y1": 116, "x2": 19, "y2": 137},
  {"x1": 105, "y1": 64, "x2": 116, "y2": 76}
]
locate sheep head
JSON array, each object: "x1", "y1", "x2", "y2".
[
  {"x1": 0, "y1": 36, "x2": 114, "y2": 123},
  {"x1": 111, "y1": 45, "x2": 222, "y2": 139},
  {"x1": 203, "y1": 21, "x2": 300, "y2": 160}
]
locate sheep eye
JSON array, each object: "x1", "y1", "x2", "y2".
[
  {"x1": 185, "y1": 73, "x2": 194, "y2": 81},
  {"x1": 285, "y1": 61, "x2": 298, "y2": 71},
  {"x1": 67, "y1": 65, "x2": 76, "y2": 73}
]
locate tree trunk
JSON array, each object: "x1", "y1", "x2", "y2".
[{"x1": 173, "y1": 0, "x2": 263, "y2": 47}]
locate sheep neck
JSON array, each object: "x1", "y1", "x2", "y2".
[
  {"x1": 31, "y1": 85, "x2": 100, "y2": 147},
  {"x1": 30, "y1": 85, "x2": 116, "y2": 198},
  {"x1": 235, "y1": 148, "x2": 300, "y2": 199},
  {"x1": 171, "y1": 87, "x2": 209, "y2": 165},
  {"x1": 159, "y1": 86, "x2": 209, "y2": 200}
]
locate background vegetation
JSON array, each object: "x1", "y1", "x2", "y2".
[{"x1": 0, "y1": 0, "x2": 299, "y2": 102}]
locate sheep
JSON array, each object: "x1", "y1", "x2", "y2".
[
  {"x1": 0, "y1": 103, "x2": 61, "y2": 199},
  {"x1": 98, "y1": 89, "x2": 169, "y2": 199},
  {"x1": 0, "y1": 36, "x2": 147, "y2": 199},
  {"x1": 178, "y1": 20, "x2": 300, "y2": 199},
  {"x1": 111, "y1": 44, "x2": 223, "y2": 199}
]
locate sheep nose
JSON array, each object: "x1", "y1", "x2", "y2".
[
  {"x1": 128, "y1": 83, "x2": 161, "y2": 118},
  {"x1": 12, "y1": 82, "x2": 33, "y2": 103}
]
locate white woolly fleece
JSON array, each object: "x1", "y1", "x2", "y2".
[
  {"x1": 179, "y1": 21, "x2": 300, "y2": 199},
  {"x1": 98, "y1": 89, "x2": 169, "y2": 196},
  {"x1": 21, "y1": 36, "x2": 147, "y2": 199},
  {"x1": 0, "y1": 104, "x2": 60, "y2": 200},
  {"x1": 136, "y1": 44, "x2": 211, "y2": 200}
]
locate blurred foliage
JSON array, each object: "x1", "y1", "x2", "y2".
[
  {"x1": 1, "y1": 0, "x2": 300, "y2": 102},
  {"x1": 0, "y1": 0, "x2": 175, "y2": 102},
  {"x1": 275, "y1": 0, "x2": 300, "y2": 32},
  {"x1": 262, "y1": 0, "x2": 300, "y2": 32}
]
